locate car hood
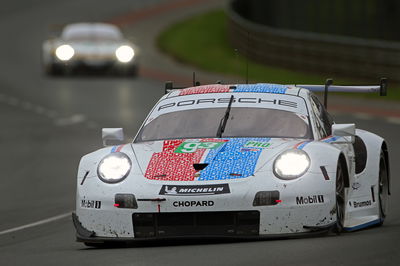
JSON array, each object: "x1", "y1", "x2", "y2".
[
  {"x1": 132, "y1": 138, "x2": 305, "y2": 182},
  {"x1": 67, "y1": 41, "x2": 121, "y2": 56}
]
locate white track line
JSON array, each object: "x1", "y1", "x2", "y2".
[
  {"x1": 0, "y1": 212, "x2": 71, "y2": 236},
  {"x1": 353, "y1": 112, "x2": 373, "y2": 120},
  {"x1": 386, "y1": 117, "x2": 400, "y2": 125}
]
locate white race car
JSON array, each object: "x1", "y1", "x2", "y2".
[
  {"x1": 73, "y1": 81, "x2": 390, "y2": 245},
  {"x1": 42, "y1": 23, "x2": 138, "y2": 76}
]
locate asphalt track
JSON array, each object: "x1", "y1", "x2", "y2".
[{"x1": 0, "y1": 0, "x2": 399, "y2": 265}]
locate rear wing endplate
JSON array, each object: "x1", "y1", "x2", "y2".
[{"x1": 293, "y1": 78, "x2": 387, "y2": 108}]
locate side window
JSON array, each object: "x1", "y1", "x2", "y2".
[{"x1": 310, "y1": 95, "x2": 333, "y2": 137}]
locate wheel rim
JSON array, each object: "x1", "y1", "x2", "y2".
[
  {"x1": 336, "y1": 164, "x2": 345, "y2": 229},
  {"x1": 379, "y1": 158, "x2": 388, "y2": 219}
]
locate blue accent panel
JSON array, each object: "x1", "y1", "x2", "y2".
[
  {"x1": 323, "y1": 136, "x2": 340, "y2": 143},
  {"x1": 111, "y1": 146, "x2": 117, "y2": 153},
  {"x1": 344, "y1": 219, "x2": 381, "y2": 232},
  {"x1": 234, "y1": 84, "x2": 288, "y2": 94},
  {"x1": 297, "y1": 141, "x2": 311, "y2": 150},
  {"x1": 199, "y1": 138, "x2": 270, "y2": 181}
]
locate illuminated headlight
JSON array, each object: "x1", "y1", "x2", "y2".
[
  {"x1": 55, "y1": 44, "x2": 74, "y2": 61},
  {"x1": 115, "y1": 45, "x2": 134, "y2": 63},
  {"x1": 97, "y1": 152, "x2": 131, "y2": 183},
  {"x1": 273, "y1": 149, "x2": 310, "y2": 180}
]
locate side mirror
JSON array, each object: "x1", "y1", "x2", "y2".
[
  {"x1": 332, "y1": 123, "x2": 355, "y2": 143},
  {"x1": 102, "y1": 128, "x2": 124, "y2": 146}
]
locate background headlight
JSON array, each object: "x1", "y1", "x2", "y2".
[
  {"x1": 97, "y1": 152, "x2": 131, "y2": 183},
  {"x1": 115, "y1": 45, "x2": 134, "y2": 63},
  {"x1": 55, "y1": 44, "x2": 74, "y2": 61},
  {"x1": 273, "y1": 149, "x2": 310, "y2": 180}
]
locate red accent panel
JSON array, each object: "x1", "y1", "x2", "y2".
[
  {"x1": 320, "y1": 135, "x2": 333, "y2": 141},
  {"x1": 116, "y1": 144, "x2": 125, "y2": 152},
  {"x1": 145, "y1": 139, "x2": 227, "y2": 181},
  {"x1": 145, "y1": 140, "x2": 205, "y2": 181},
  {"x1": 294, "y1": 141, "x2": 305, "y2": 149},
  {"x1": 179, "y1": 85, "x2": 231, "y2": 96}
]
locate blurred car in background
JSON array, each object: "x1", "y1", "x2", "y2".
[{"x1": 42, "y1": 23, "x2": 139, "y2": 76}]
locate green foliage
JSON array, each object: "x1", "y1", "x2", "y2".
[{"x1": 157, "y1": 9, "x2": 400, "y2": 100}]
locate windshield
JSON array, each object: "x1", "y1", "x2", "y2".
[
  {"x1": 63, "y1": 33, "x2": 121, "y2": 42},
  {"x1": 136, "y1": 107, "x2": 311, "y2": 142},
  {"x1": 62, "y1": 25, "x2": 122, "y2": 42}
]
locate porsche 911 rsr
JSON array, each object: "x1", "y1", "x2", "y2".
[
  {"x1": 73, "y1": 82, "x2": 390, "y2": 245},
  {"x1": 42, "y1": 23, "x2": 139, "y2": 76}
]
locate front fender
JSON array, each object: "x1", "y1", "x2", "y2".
[{"x1": 302, "y1": 142, "x2": 343, "y2": 178}]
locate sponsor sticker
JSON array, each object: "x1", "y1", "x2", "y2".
[
  {"x1": 240, "y1": 148, "x2": 261, "y2": 152},
  {"x1": 81, "y1": 199, "x2": 101, "y2": 209},
  {"x1": 296, "y1": 195, "x2": 324, "y2": 205},
  {"x1": 352, "y1": 182, "x2": 361, "y2": 190},
  {"x1": 172, "y1": 200, "x2": 214, "y2": 207},
  {"x1": 243, "y1": 141, "x2": 271, "y2": 148},
  {"x1": 159, "y1": 184, "x2": 230, "y2": 196},
  {"x1": 353, "y1": 200, "x2": 372, "y2": 208},
  {"x1": 174, "y1": 141, "x2": 225, "y2": 153}
]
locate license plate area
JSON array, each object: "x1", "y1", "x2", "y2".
[{"x1": 132, "y1": 211, "x2": 260, "y2": 238}]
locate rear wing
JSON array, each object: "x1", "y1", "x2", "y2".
[
  {"x1": 294, "y1": 78, "x2": 387, "y2": 108},
  {"x1": 165, "y1": 72, "x2": 203, "y2": 94}
]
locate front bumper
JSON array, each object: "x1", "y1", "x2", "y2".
[
  {"x1": 50, "y1": 57, "x2": 138, "y2": 73},
  {"x1": 72, "y1": 212, "x2": 335, "y2": 243},
  {"x1": 75, "y1": 171, "x2": 337, "y2": 241}
]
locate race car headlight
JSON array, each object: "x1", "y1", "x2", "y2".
[
  {"x1": 273, "y1": 149, "x2": 310, "y2": 180},
  {"x1": 115, "y1": 45, "x2": 134, "y2": 63},
  {"x1": 55, "y1": 44, "x2": 74, "y2": 61},
  {"x1": 97, "y1": 152, "x2": 131, "y2": 183}
]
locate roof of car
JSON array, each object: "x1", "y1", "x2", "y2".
[
  {"x1": 61, "y1": 23, "x2": 122, "y2": 40},
  {"x1": 166, "y1": 83, "x2": 303, "y2": 98}
]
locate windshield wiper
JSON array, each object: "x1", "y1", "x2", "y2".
[{"x1": 216, "y1": 95, "x2": 234, "y2": 138}]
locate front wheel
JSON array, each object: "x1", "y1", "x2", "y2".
[
  {"x1": 335, "y1": 163, "x2": 346, "y2": 233},
  {"x1": 378, "y1": 152, "x2": 389, "y2": 225}
]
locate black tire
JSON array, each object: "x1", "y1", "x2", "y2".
[
  {"x1": 335, "y1": 163, "x2": 346, "y2": 233},
  {"x1": 378, "y1": 152, "x2": 389, "y2": 225},
  {"x1": 125, "y1": 65, "x2": 138, "y2": 77},
  {"x1": 84, "y1": 241, "x2": 126, "y2": 248},
  {"x1": 84, "y1": 242, "x2": 104, "y2": 248},
  {"x1": 45, "y1": 63, "x2": 63, "y2": 76}
]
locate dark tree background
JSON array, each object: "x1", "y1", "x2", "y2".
[{"x1": 232, "y1": 0, "x2": 400, "y2": 41}]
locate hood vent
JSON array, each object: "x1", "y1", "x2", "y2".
[{"x1": 193, "y1": 163, "x2": 209, "y2": 171}]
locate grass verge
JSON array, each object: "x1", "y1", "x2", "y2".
[{"x1": 157, "y1": 9, "x2": 400, "y2": 100}]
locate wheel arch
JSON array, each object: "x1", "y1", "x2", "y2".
[
  {"x1": 381, "y1": 141, "x2": 391, "y2": 195},
  {"x1": 338, "y1": 153, "x2": 350, "y2": 189},
  {"x1": 355, "y1": 129, "x2": 388, "y2": 192}
]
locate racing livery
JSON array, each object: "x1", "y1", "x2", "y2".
[
  {"x1": 42, "y1": 23, "x2": 139, "y2": 76},
  {"x1": 73, "y1": 82, "x2": 390, "y2": 245}
]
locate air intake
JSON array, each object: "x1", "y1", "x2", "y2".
[{"x1": 253, "y1": 191, "x2": 280, "y2": 206}]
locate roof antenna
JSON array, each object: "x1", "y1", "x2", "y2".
[
  {"x1": 192, "y1": 72, "x2": 196, "y2": 86},
  {"x1": 246, "y1": 31, "x2": 250, "y2": 84},
  {"x1": 324, "y1": 78, "x2": 333, "y2": 109},
  {"x1": 234, "y1": 48, "x2": 239, "y2": 84}
]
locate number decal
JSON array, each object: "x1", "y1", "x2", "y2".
[{"x1": 175, "y1": 141, "x2": 224, "y2": 153}]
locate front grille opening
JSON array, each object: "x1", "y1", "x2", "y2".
[
  {"x1": 197, "y1": 212, "x2": 235, "y2": 226},
  {"x1": 158, "y1": 213, "x2": 194, "y2": 226},
  {"x1": 133, "y1": 211, "x2": 260, "y2": 238}
]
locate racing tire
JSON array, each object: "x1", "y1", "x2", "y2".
[
  {"x1": 45, "y1": 64, "x2": 63, "y2": 76},
  {"x1": 84, "y1": 241, "x2": 126, "y2": 248},
  {"x1": 84, "y1": 242, "x2": 104, "y2": 248},
  {"x1": 335, "y1": 163, "x2": 346, "y2": 233},
  {"x1": 378, "y1": 151, "x2": 389, "y2": 225},
  {"x1": 123, "y1": 65, "x2": 138, "y2": 77}
]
